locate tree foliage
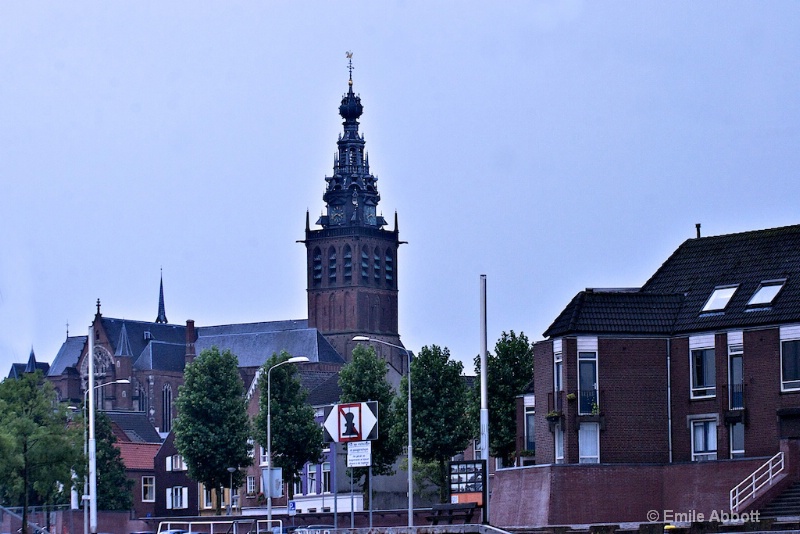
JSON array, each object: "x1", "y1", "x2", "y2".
[
  {"x1": 394, "y1": 345, "x2": 472, "y2": 502},
  {"x1": 339, "y1": 344, "x2": 402, "y2": 500},
  {"x1": 472, "y1": 331, "x2": 534, "y2": 465},
  {"x1": 0, "y1": 371, "x2": 81, "y2": 533},
  {"x1": 174, "y1": 347, "x2": 253, "y2": 515},
  {"x1": 255, "y1": 351, "x2": 322, "y2": 499},
  {"x1": 93, "y1": 411, "x2": 134, "y2": 510}
]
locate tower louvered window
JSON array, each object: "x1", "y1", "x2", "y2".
[
  {"x1": 344, "y1": 246, "x2": 352, "y2": 282},
  {"x1": 361, "y1": 249, "x2": 369, "y2": 281},
  {"x1": 328, "y1": 247, "x2": 337, "y2": 284},
  {"x1": 385, "y1": 249, "x2": 394, "y2": 287},
  {"x1": 313, "y1": 248, "x2": 322, "y2": 286},
  {"x1": 373, "y1": 248, "x2": 381, "y2": 282}
]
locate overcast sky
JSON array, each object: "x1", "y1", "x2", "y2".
[{"x1": 2, "y1": 2, "x2": 799, "y2": 376}]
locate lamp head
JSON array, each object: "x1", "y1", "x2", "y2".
[
  {"x1": 352, "y1": 336, "x2": 370, "y2": 342},
  {"x1": 287, "y1": 356, "x2": 310, "y2": 364}
]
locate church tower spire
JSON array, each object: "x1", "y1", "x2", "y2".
[
  {"x1": 303, "y1": 55, "x2": 406, "y2": 373},
  {"x1": 155, "y1": 271, "x2": 168, "y2": 324}
]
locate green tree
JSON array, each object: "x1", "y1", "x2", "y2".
[
  {"x1": 255, "y1": 351, "x2": 322, "y2": 499},
  {"x1": 93, "y1": 411, "x2": 134, "y2": 510},
  {"x1": 174, "y1": 347, "x2": 253, "y2": 515},
  {"x1": 0, "y1": 371, "x2": 81, "y2": 534},
  {"x1": 472, "y1": 331, "x2": 534, "y2": 465},
  {"x1": 339, "y1": 344, "x2": 402, "y2": 504},
  {"x1": 393, "y1": 345, "x2": 472, "y2": 502}
]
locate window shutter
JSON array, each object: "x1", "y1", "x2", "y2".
[
  {"x1": 181, "y1": 487, "x2": 189, "y2": 509},
  {"x1": 166, "y1": 488, "x2": 173, "y2": 509},
  {"x1": 166, "y1": 456, "x2": 173, "y2": 471}
]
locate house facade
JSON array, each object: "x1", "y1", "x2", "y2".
[
  {"x1": 535, "y1": 224, "x2": 800, "y2": 467},
  {"x1": 496, "y1": 224, "x2": 800, "y2": 526}
]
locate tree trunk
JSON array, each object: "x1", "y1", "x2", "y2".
[
  {"x1": 438, "y1": 458, "x2": 448, "y2": 503},
  {"x1": 215, "y1": 486, "x2": 223, "y2": 516}
]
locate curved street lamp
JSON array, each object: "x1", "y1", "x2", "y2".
[
  {"x1": 266, "y1": 356, "x2": 309, "y2": 526},
  {"x1": 351, "y1": 336, "x2": 414, "y2": 528}
]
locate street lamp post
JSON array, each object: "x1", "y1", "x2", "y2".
[
  {"x1": 266, "y1": 356, "x2": 309, "y2": 526},
  {"x1": 83, "y1": 377, "x2": 130, "y2": 534},
  {"x1": 352, "y1": 336, "x2": 413, "y2": 528},
  {"x1": 227, "y1": 467, "x2": 237, "y2": 516}
]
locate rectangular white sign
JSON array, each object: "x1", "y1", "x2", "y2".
[{"x1": 347, "y1": 441, "x2": 372, "y2": 467}]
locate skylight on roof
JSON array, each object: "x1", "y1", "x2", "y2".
[
  {"x1": 747, "y1": 280, "x2": 785, "y2": 306},
  {"x1": 702, "y1": 286, "x2": 738, "y2": 312}
]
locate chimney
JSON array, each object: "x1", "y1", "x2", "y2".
[
  {"x1": 185, "y1": 319, "x2": 197, "y2": 366},
  {"x1": 696, "y1": 223, "x2": 701, "y2": 238}
]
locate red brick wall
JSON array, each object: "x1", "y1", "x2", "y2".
[
  {"x1": 533, "y1": 340, "x2": 554, "y2": 464},
  {"x1": 491, "y1": 457, "x2": 767, "y2": 528}
]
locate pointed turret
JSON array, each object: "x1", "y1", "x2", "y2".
[
  {"x1": 115, "y1": 322, "x2": 134, "y2": 356},
  {"x1": 155, "y1": 273, "x2": 168, "y2": 324},
  {"x1": 25, "y1": 348, "x2": 37, "y2": 373}
]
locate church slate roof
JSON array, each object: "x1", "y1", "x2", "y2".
[
  {"x1": 101, "y1": 318, "x2": 185, "y2": 360},
  {"x1": 195, "y1": 320, "x2": 345, "y2": 368},
  {"x1": 133, "y1": 341, "x2": 186, "y2": 373},
  {"x1": 544, "y1": 224, "x2": 800, "y2": 338},
  {"x1": 48, "y1": 335, "x2": 87, "y2": 376},
  {"x1": 305, "y1": 371, "x2": 343, "y2": 407}
]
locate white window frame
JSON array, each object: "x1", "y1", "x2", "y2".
[
  {"x1": 260, "y1": 445, "x2": 268, "y2": 466},
  {"x1": 553, "y1": 339, "x2": 563, "y2": 393},
  {"x1": 577, "y1": 338, "x2": 598, "y2": 415},
  {"x1": 730, "y1": 422, "x2": 745, "y2": 459},
  {"x1": 691, "y1": 419, "x2": 718, "y2": 461},
  {"x1": 203, "y1": 488, "x2": 213, "y2": 509},
  {"x1": 578, "y1": 422, "x2": 600, "y2": 464},
  {"x1": 728, "y1": 339, "x2": 744, "y2": 410},
  {"x1": 248, "y1": 439, "x2": 255, "y2": 459},
  {"x1": 308, "y1": 464, "x2": 318, "y2": 495},
  {"x1": 690, "y1": 346, "x2": 716, "y2": 399},
  {"x1": 142, "y1": 476, "x2": 155, "y2": 502},
  {"x1": 322, "y1": 462, "x2": 331, "y2": 493},
  {"x1": 247, "y1": 475, "x2": 256, "y2": 496},
  {"x1": 524, "y1": 406, "x2": 536, "y2": 452},
  {"x1": 781, "y1": 326, "x2": 800, "y2": 391},
  {"x1": 293, "y1": 478, "x2": 303, "y2": 497},
  {"x1": 167, "y1": 486, "x2": 189, "y2": 510},
  {"x1": 554, "y1": 426, "x2": 564, "y2": 464}
]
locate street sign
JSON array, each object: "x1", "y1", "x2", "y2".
[
  {"x1": 323, "y1": 401, "x2": 378, "y2": 443},
  {"x1": 288, "y1": 500, "x2": 297, "y2": 516},
  {"x1": 347, "y1": 441, "x2": 372, "y2": 467}
]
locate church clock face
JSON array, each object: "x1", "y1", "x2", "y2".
[
  {"x1": 330, "y1": 206, "x2": 344, "y2": 225},
  {"x1": 365, "y1": 205, "x2": 376, "y2": 225}
]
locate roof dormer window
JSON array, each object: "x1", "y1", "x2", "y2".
[
  {"x1": 747, "y1": 280, "x2": 785, "y2": 307},
  {"x1": 702, "y1": 285, "x2": 738, "y2": 312}
]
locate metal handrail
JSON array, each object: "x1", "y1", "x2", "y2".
[
  {"x1": 730, "y1": 451, "x2": 784, "y2": 512},
  {"x1": 157, "y1": 518, "x2": 280, "y2": 534}
]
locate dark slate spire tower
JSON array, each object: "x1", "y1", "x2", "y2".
[
  {"x1": 155, "y1": 272, "x2": 168, "y2": 324},
  {"x1": 304, "y1": 59, "x2": 406, "y2": 373}
]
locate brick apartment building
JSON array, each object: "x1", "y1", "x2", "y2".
[{"x1": 492, "y1": 224, "x2": 800, "y2": 527}]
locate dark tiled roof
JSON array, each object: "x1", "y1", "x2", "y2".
[
  {"x1": 7, "y1": 363, "x2": 26, "y2": 379},
  {"x1": 642, "y1": 224, "x2": 800, "y2": 333},
  {"x1": 101, "y1": 318, "x2": 186, "y2": 360},
  {"x1": 544, "y1": 224, "x2": 800, "y2": 338},
  {"x1": 544, "y1": 290, "x2": 684, "y2": 338},
  {"x1": 106, "y1": 411, "x2": 163, "y2": 443},
  {"x1": 48, "y1": 336, "x2": 87, "y2": 376},
  {"x1": 133, "y1": 341, "x2": 186, "y2": 373},
  {"x1": 305, "y1": 372, "x2": 343, "y2": 406},
  {"x1": 195, "y1": 321, "x2": 344, "y2": 368}
]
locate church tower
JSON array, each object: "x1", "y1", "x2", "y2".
[{"x1": 304, "y1": 63, "x2": 406, "y2": 373}]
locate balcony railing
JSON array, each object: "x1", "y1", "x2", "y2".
[
  {"x1": 547, "y1": 391, "x2": 565, "y2": 414},
  {"x1": 579, "y1": 388, "x2": 600, "y2": 415},
  {"x1": 721, "y1": 383, "x2": 745, "y2": 410}
]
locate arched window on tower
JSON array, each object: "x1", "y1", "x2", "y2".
[
  {"x1": 385, "y1": 249, "x2": 394, "y2": 288},
  {"x1": 361, "y1": 248, "x2": 369, "y2": 282},
  {"x1": 344, "y1": 245, "x2": 352, "y2": 283},
  {"x1": 373, "y1": 247, "x2": 381, "y2": 283},
  {"x1": 312, "y1": 248, "x2": 322, "y2": 286},
  {"x1": 138, "y1": 385, "x2": 148, "y2": 413},
  {"x1": 162, "y1": 383, "x2": 173, "y2": 434},
  {"x1": 328, "y1": 247, "x2": 337, "y2": 285}
]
